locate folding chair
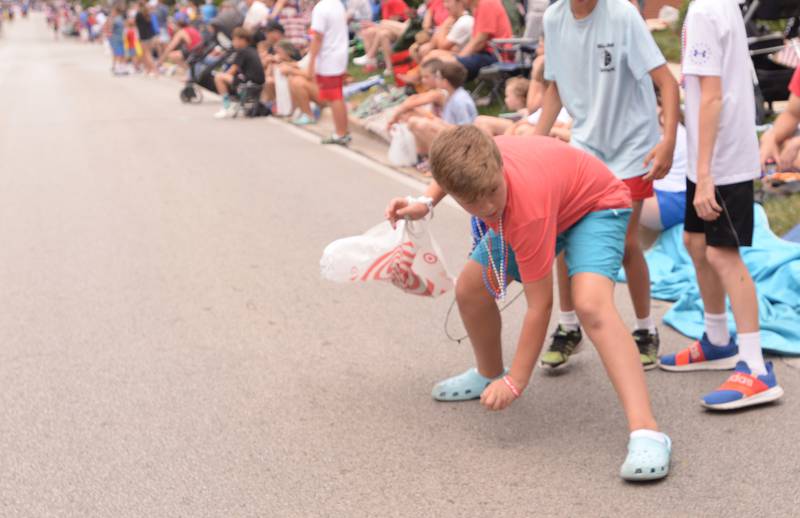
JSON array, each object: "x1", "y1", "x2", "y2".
[{"x1": 470, "y1": 38, "x2": 538, "y2": 107}]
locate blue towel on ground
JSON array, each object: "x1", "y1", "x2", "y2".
[{"x1": 619, "y1": 204, "x2": 800, "y2": 356}]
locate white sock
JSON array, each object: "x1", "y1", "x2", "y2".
[
  {"x1": 738, "y1": 332, "x2": 767, "y2": 376},
  {"x1": 558, "y1": 310, "x2": 579, "y2": 331},
  {"x1": 630, "y1": 429, "x2": 669, "y2": 446},
  {"x1": 635, "y1": 316, "x2": 656, "y2": 334},
  {"x1": 704, "y1": 312, "x2": 730, "y2": 346}
]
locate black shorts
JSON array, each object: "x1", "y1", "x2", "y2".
[{"x1": 684, "y1": 178, "x2": 754, "y2": 247}]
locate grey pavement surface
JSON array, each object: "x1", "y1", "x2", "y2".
[{"x1": 1, "y1": 16, "x2": 799, "y2": 518}]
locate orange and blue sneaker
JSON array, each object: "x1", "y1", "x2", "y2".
[
  {"x1": 701, "y1": 361, "x2": 784, "y2": 410},
  {"x1": 658, "y1": 333, "x2": 739, "y2": 372}
]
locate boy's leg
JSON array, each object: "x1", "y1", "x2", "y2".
[
  {"x1": 622, "y1": 200, "x2": 653, "y2": 326},
  {"x1": 659, "y1": 179, "x2": 740, "y2": 373},
  {"x1": 288, "y1": 76, "x2": 314, "y2": 116},
  {"x1": 378, "y1": 30, "x2": 395, "y2": 73},
  {"x1": 705, "y1": 245, "x2": 764, "y2": 373},
  {"x1": 562, "y1": 209, "x2": 670, "y2": 480},
  {"x1": 571, "y1": 273, "x2": 657, "y2": 432},
  {"x1": 539, "y1": 252, "x2": 583, "y2": 369},
  {"x1": 621, "y1": 178, "x2": 660, "y2": 369},
  {"x1": 407, "y1": 117, "x2": 448, "y2": 155},
  {"x1": 432, "y1": 230, "x2": 517, "y2": 401},
  {"x1": 330, "y1": 98, "x2": 348, "y2": 137},
  {"x1": 456, "y1": 260, "x2": 504, "y2": 378},
  {"x1": 473, "y1": 115, "x2": 513, "y2": 137}
]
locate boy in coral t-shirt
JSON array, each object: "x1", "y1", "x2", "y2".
[{"x1": 386, "y1": 126, "x2": 672, "y2": 482}]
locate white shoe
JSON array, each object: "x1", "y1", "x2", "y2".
[
  {"x1": 353, "y1": 54, "x2": 375, "y2": 66},
  {"x1": 214, "y1": 105, "x2": 237, "y2": 119}
]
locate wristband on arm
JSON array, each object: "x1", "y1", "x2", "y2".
[{"x1": 405, "y1": 195, "x2": 434, "y2": 219}]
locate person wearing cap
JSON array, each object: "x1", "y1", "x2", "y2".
[{"x1": 209, "y1": 1, "x2": 245, "y2": 38}]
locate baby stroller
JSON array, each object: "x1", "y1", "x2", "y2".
[
  {"x1": 742, "y1": 0, "x2": 800, "y2": 123},
  {"x1": 179, "y1": 30, "x2": 236, "y2": 104}
]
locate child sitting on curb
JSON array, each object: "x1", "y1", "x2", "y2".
[
  {"x1": 387, "y1": 61, "x2": 477, "y2": 166},
  {"x1": 213, "y1": 28, "x2": 265, "y2": 119},
  {"x1": 385, "y1": 126, "x2": 672, "y2": 481}
]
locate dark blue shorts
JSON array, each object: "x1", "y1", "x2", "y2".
[{"x1": 456, "y1": 52, "x2": 497, "y2": 81}]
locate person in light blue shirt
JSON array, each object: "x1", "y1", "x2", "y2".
[
  {"x1": 201, "y1": 0, "x2": 218, "y2": 22},
  {"x1": 533, "y1": 0, "x2": 681, "y2": 372}
]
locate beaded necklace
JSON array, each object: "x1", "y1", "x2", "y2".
[{"x1": 475, "y1": 214, "x2": 508, "y2": 300}]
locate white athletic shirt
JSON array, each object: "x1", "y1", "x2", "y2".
[
  {"x1": 527, "y1": 106, "x2": 571, "y2": 125},
  {"x1": 243, "y1": 0, "x2": 269, "y2": 31},
  {"x1": 654, "y1": 124, "x2": 688, "y2": 193},
  {"x1": 447, "y1": 14, "x2": 474, "y2": 49},
  {"x1": 682, "y1": 0, "x2": 759, "y2": 186},
  {"x1": 311, "y1": 0, "x2": 349, "y2": 76}
]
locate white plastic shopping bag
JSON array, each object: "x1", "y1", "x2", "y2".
[
  {"x1": 387, "y1": 124, "x2": 418, "y2": 167},
  {"x1": 273, "y1": 67, "x2": 293, "y2": 117},
  {"x1": 320, "y1": 216, "x2": 454, "y2": 297}
]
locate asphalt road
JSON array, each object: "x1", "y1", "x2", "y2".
[{"x1": 0, "y1": 15, "x2": 798, "y2": 518}]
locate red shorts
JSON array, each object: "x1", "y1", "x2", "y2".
[
  {"x1": 622, "y1": 175, "x2": 654, "y2": 202},
  {"x1": 316, "y1": 74, "x2": 344, "y2": 102}
]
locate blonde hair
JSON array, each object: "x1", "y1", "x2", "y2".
[
  {"x1": 505, "y1": 77, "x2": 530, "y2": 102},
  {"x1": 429, "y1": 126, "x2": 503, "y2": 202}
]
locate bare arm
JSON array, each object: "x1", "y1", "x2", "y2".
[
  {"x1": 693, "y1": 75, "x2": 723, "y2": 221},
  {"x1": 307, "y1": 30, "x2": 322, "y2": 79},
  {"x1": 534, "y1": 82, "x2": 563, "y2": 136},
  {"x1": 388, "y1": 90, "x2": 446, "y2": 125},
  {"x1": 270, "y1": 0, "x2": 286, "y2": 19},
  {"x1": 458, "y1": 32, "x2": 489, "y2": 58},
  {"x1": 157, "y1": 31, "x2": 185, "y2": 64},
  {"x1": 480, "y1": 273, "x2": 553, "y2": 410},
  {"x1": 525, "y1": 56, "x2": 546, "y2": 113},
  {"x1": 385, "y1": 181, "x2": 447, "y2": 227},
  {"x1": 642, "y1": 64, "x2": 679, "y2": 181},
  {"x1": 761, "y1": 94, "x2": 800, "y2": 170}
]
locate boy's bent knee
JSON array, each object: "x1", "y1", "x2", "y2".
[
  {"x1": 705, "y1": 245, "x2": 743, "y2": 274},
  {"x1": 455, "y1": 263, "x2": 492, "y2": 308},
  {"x1": 683, "y1": 231, "x2": 707, "y2": 261}
]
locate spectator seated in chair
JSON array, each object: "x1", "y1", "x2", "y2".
[{"x1": 353, "y1": 0, "x2": 412, "y2": 76}]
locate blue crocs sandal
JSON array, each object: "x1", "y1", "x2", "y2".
[
  {"x1": 620, "y1": 434, "x2": 672, "y2": 481},
  {"x1": 431, "y1": 368, "x2": 506, "y2": 402}
]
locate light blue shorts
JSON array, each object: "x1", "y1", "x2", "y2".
[{"x1": 470, "y1": 208, "x2": 632, "y2": 283}]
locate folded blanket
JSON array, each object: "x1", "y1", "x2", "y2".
[{"x1": 619, "y1": 204, "x2": 800, "y2": 355}]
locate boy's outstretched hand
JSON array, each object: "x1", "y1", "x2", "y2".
[
  {"x1": 480, "y1": 378, "x2": 519, "y2": 411},
  {"x1": 385, "y1": 197, "x2": 430, "y2": 229}
]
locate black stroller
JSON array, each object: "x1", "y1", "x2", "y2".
[
  {"x1": 741, "y1": 0, "x2": 800, "y2": 123},
  {"x1": 179, "y1": 30, "x2": 236, "y2": 104}
]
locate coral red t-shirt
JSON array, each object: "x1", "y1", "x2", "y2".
[
  {"x1": 382, "y1": 0, "x2": 409, "y2": 21},
  {"x1": 486, "y1": 136, "x2": 632, "y2": 283},
  {"x1": 790, "y1": 66, "x2": 800, "y2": 97},
  {"x1": 427, "y1": 0, "x2": 450, "y2": 27},
  {"x1": 471, "y1": 0, "x2": 512, "y2": 53}
]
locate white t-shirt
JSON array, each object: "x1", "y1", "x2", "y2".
[
  {"x1": 346, "y1": 0, "x2": 373, "y2": 22},
  {"x1": 447, "y1": 14, "x2": 474, "y2": 49},
  {"x1": 311, "y1": 0, "x2": 349, "y2": 76},
  {"x1": 654, "y1": 124, "x2": 688, "y2": 193},
  {"x1": 682, "y1": 0, "x2": 759, "y2": 186},
  {"x1": 527, "y1": 106, "x2": 571, "y2": 125},
  {"x1": 243, "y1": 0, "x2": 269, "y2": 31}
]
